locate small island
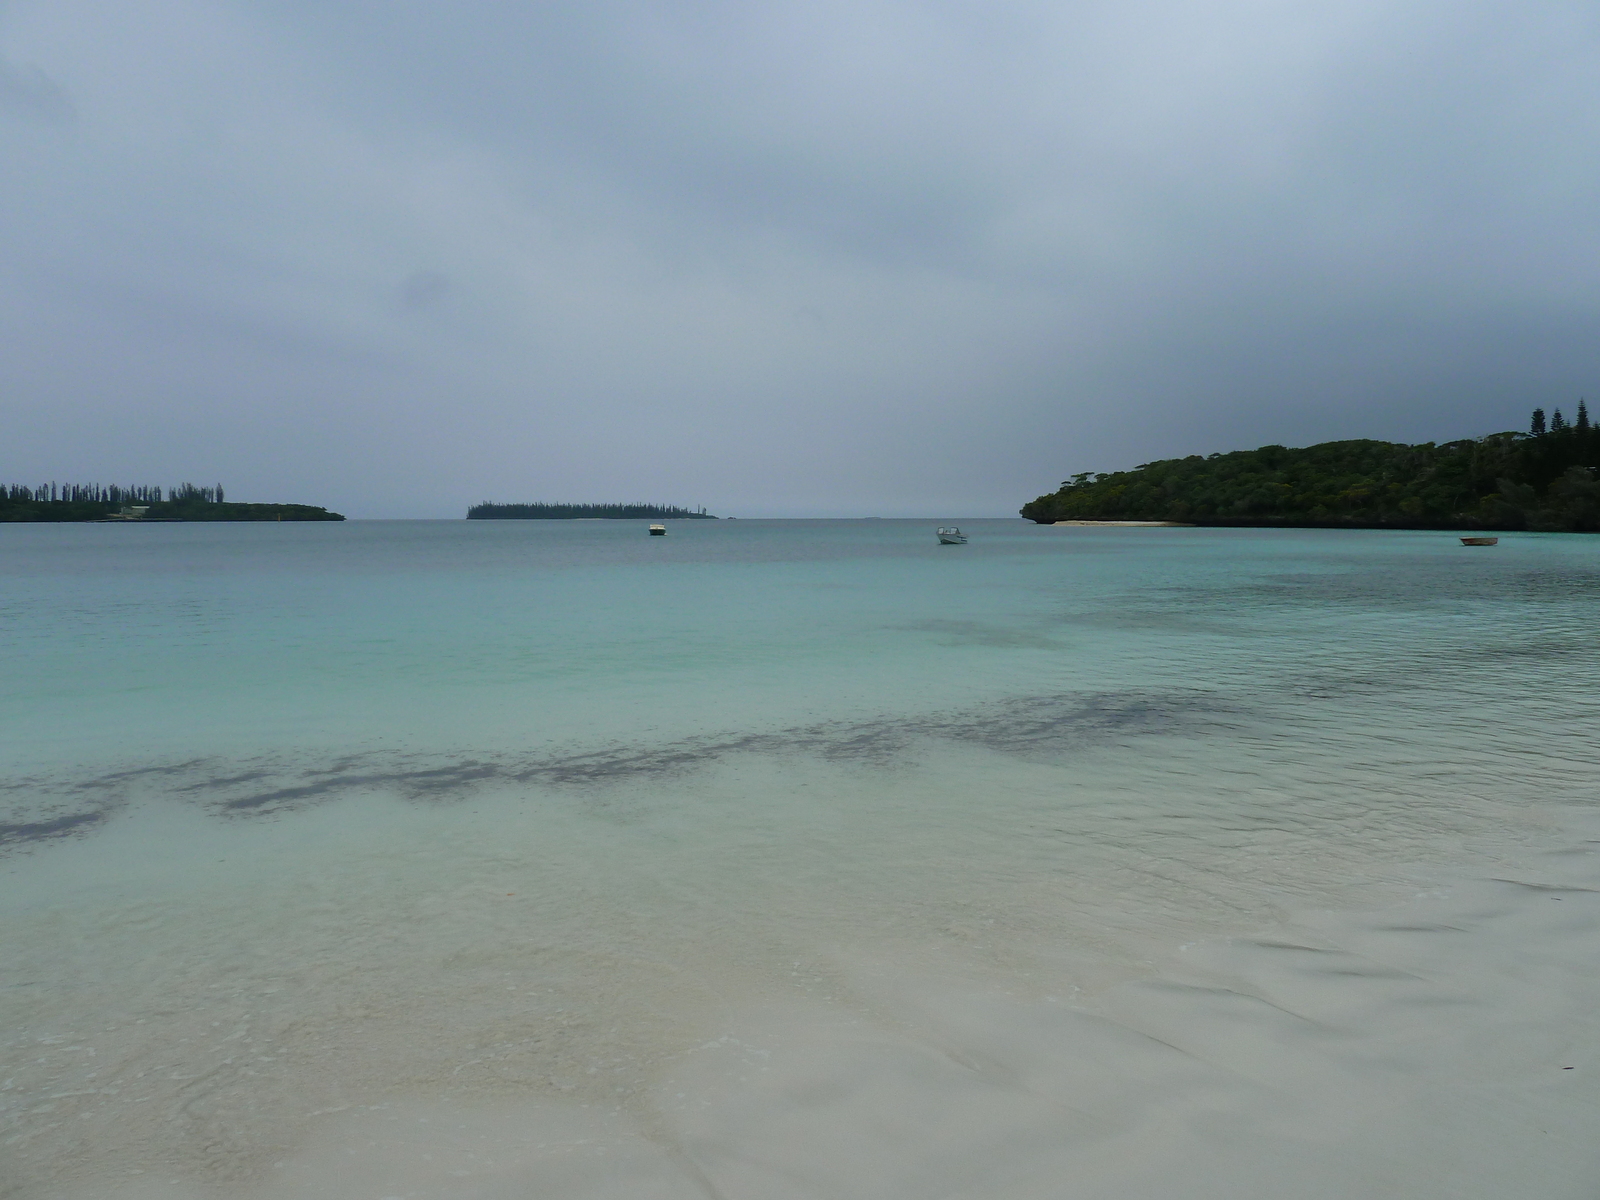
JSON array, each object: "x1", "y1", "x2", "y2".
[
  {"x1": 467, "y1": 503, "x2": 716, "y2": 519},
  {"x1": 1021, "y1": 407, "x2": 1600, "y2": 532},
  {"x1": 1, "y1": 482, "x2": 344, "y2": 522}
]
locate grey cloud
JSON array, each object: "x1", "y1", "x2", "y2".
[
  {"x1": 1, "y1": 0, "x2": 1598, "y2": 516},
  {"x1": 398, "y1": 269, "x2": 450, "y2": 310},
  {"x1": 0, "y1": 56, "x2": 75, "y2": 124}
]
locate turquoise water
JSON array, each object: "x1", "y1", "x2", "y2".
[
  {"x1": 9, "y1": 517, "x2": 1592, "y2": 765},
  {"x1": 3, "y1": 520, "x2": 1599, "y2": 1197}
]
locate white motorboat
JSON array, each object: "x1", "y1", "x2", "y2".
[
  {"x1": 936, "y1": 527, "x2": 967, "y2": 545},
  {"x1": 648, "y1": 524, "x2": 666, "y2": 536}
]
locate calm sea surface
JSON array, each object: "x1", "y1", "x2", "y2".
[{"x1": 3, "y1": 519, "x2": 1599, "y2": 1197}]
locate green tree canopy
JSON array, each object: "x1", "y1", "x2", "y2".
[{"x1": 1021, "y1": 418, "x2": 1600, "y2": 531}]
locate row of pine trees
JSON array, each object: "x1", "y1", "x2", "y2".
[
  {"x1": 1530, "y1": 401, "x2": 1590, "y2": 435},
  {"x1": 2, "y1": 482, "x2": 225, "y2": 505}
]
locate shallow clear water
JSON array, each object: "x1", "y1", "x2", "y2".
[{"x1": 3, "y1": 520, "x2": 1599, "y2": 1197}]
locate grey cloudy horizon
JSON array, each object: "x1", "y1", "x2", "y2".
[{"x1": 3, "y1": 0, "x2": 1597, "y2": 517}]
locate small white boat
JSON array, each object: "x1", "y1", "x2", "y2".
[
  {"x1": 936, "y1": 527, "x2": 967, "y2": 545},
  {"x1": 648, "y1": 524, "x2": 666, "y2": 536},
  {"x1": 1460, "y1": 536, "x2": 1498, "y2": 546}
]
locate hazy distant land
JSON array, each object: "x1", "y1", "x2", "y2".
[
  {"x1": 1, "y1": 482, "x2": 344, "y2": 522},
  {"x1": 467, "y1": 503, "x2": 717, "y2": 519},
  {"x1": 1023, "y1": 408, "x2": 1600, "y2": 531}
]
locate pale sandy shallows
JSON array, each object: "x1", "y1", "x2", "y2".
[
  {"x1": 14, "y1": 791, "x2": 1600, "y2": 1200},
  {"x1": 293, "y1": 844, "x2": 1600, "y2": 1200},
  {"x1": 257, "y1": 845, "x2": 1600, "y2": 1200},
  {"x1": 6, "y1": 521, "x2": 1599, "y2": 1199}
]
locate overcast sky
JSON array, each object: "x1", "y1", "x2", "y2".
[{"x1": 3, "y1": 1, "x2": 1597, "y2": 516}]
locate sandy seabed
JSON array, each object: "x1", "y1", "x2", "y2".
[
  {"x1": 248, "y1": 869, "x2": 1600, "y2": 1200},
  {"x1": 11, "y1": 793, "x2": 1599, "y2": 1200}
]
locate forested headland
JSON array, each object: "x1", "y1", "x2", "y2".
[
  {"x1": 1, "y1": 482, "x2": 344, "y2": 522},
  {"x1": 467, "y1": 503, "x2": 716, "y2": 519},
  {"x1": 1021, "y1": 406, "x2": 1600, "y2": 531}
]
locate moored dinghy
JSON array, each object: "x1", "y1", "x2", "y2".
[{"x1": 1460, "y1": 536, "x2": 1498, "y2": 546}]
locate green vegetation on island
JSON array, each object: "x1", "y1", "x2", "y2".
[
  {"x1": 1021, "y1": 406, "x2": 1600, "y2": 532},
  {"x1": 467, "y1": 503, "x2": 716, "y2": 519},
  {"x1": 1, "y1": 482, "x2": 344, "y2": 522}
]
